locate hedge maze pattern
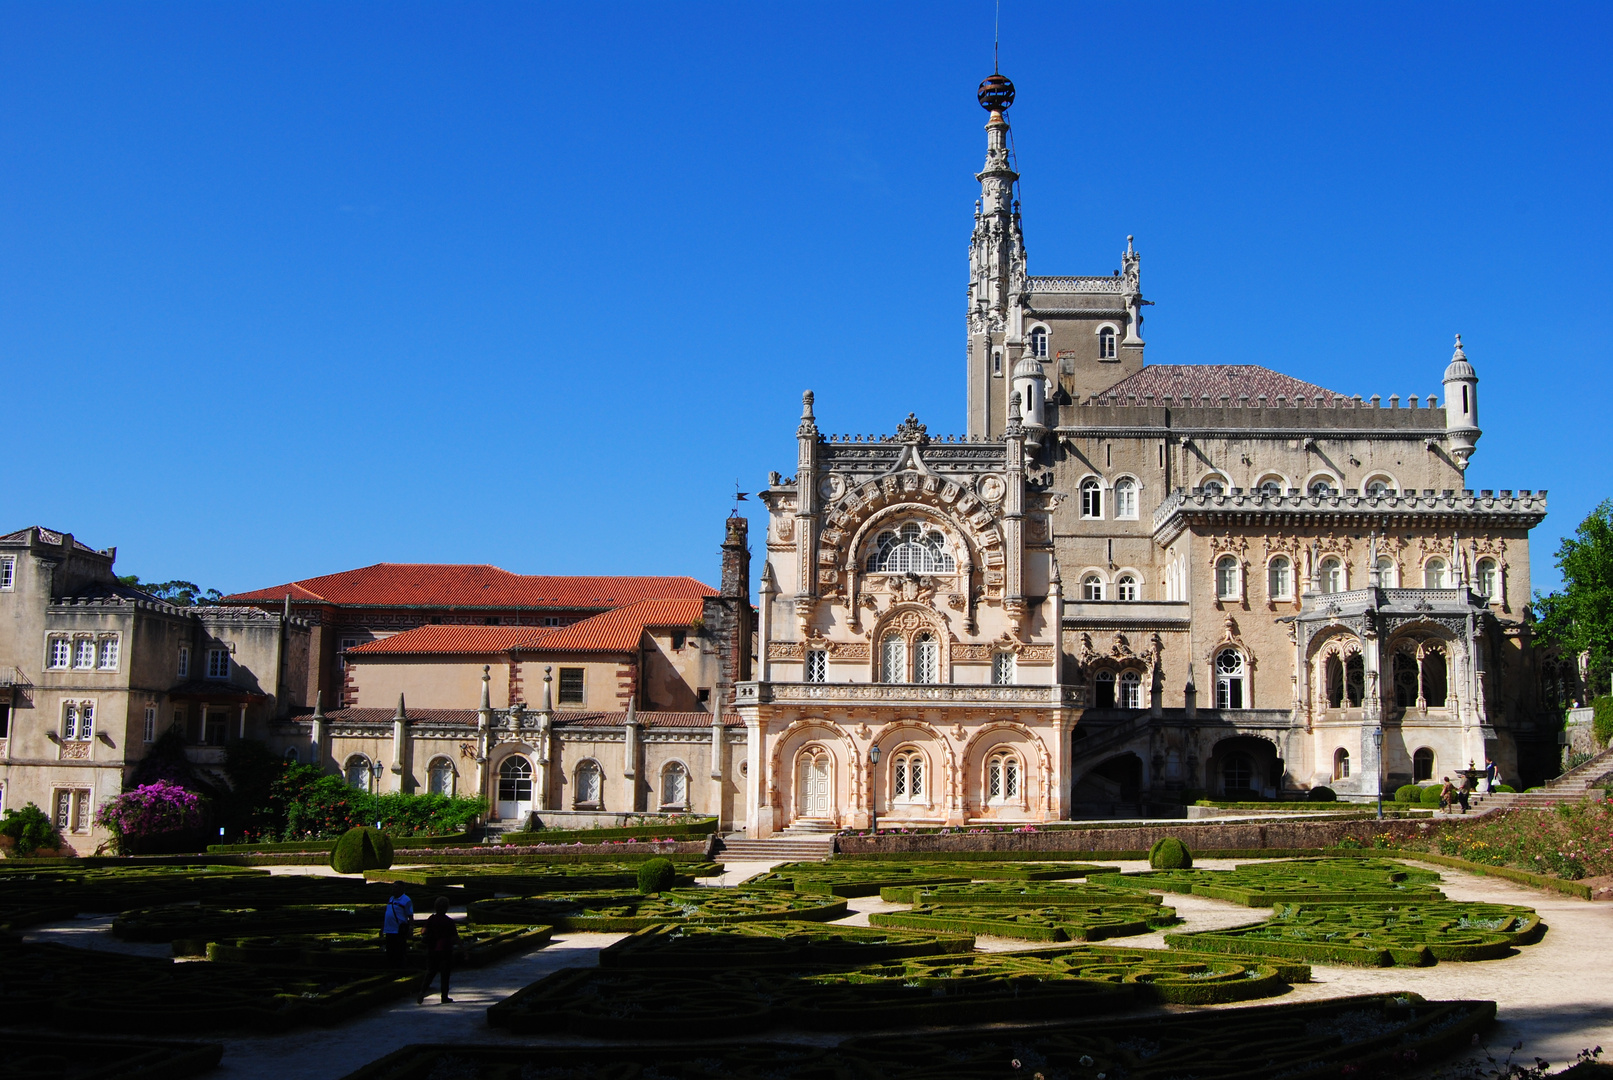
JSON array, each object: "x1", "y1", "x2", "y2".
[
  {"x1": 1166, "y1": 901, "x2": 1544, "y2": 966},
  {"x1": 599, "y1": 923, "x2": 976, "y2": 968},
  {"x1": 1092, "y1": 857, "x2": 1447, "y2": 906},
  {"x1": 871, "y1": 902, "x2": 1179, "y2": 942},
  {"x1": 745, "y1": 860, "x2": 1119, "y2": 897},
  {"x1": 468, "y1": 888, "x2": 849, "y2": 930},
  {"x1": 878, "y1": 880, "x2": 1165, "y2": 904}
]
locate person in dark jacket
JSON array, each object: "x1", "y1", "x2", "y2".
[{"x1": 417, "y1": 895, "x2": 458, "y2": 1004}]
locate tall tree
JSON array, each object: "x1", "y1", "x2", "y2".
[
  {"x1": 1534, "y1": 499, "x2": 1613, "y2": 696},
  {"x1": 117, "y1": 575, "x2": 223, "y2": 605}
]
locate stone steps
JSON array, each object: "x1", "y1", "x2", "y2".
[{"x1": 715, "y1": 837, "x2": 835, "y2": 862}]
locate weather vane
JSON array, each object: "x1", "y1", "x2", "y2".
[{"x1": 731, "y1": 479, "x2": 749, "y2": 516}]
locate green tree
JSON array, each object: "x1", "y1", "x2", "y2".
[
  {"x1": 1535, "y1": 499, "x2": 1613, "y2": 696},
  {"x1": 116, "y1": 575, "x2": 223, "y2": 605}
]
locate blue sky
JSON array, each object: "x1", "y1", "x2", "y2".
[{"x1": 3, "y1": 2, "x2": 1608, "y2": 596}]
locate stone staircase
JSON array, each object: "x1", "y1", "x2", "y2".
[
  {"x1": 1471, "y1": 743, "x2": 1613, "y2": 813},
  {"x1": 714, "y1": 823, "x2": 837, "y2": 862}
]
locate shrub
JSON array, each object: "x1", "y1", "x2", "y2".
[
  {"x1": 0, "y1": 802, "x2": 63, "y2": 857},
  {"x1": 636, "y1": 857, "x2": 677, "y2": 894},
  {"x1": 95, "y1": 782, "x2": 210, "y2": 855},
  {"x1": 1337, "y1": 836, "x2": 1365, "y2": 850},
  {"x1": 1493, "y1": 784, "x2": 1516, "y2": 794},
  {"x1": 330, "y1": 826, "x2": 394, "y2": 874},
  {"x1": 1595, "y1": 695, "x2": 1613, "y2": 748},
  {"x1": 1307, "y1": 786, "x2": 1336, "y2": 803},
  {"x1": 1420, "y1": 785, "x2": 1446, "y2": 807},
  {"x1": 1394, "y1": 784, "x2": 1423, "y2": 804},
  {"x1": 1149, "y1": 837, "x2": 1192, "y2": 869}
]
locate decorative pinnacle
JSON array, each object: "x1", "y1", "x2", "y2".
[
  {"x1": 977, "y1": 72, "x2": 1014, "y2": 115},
  {"x1": 1453, "y1": 334, "x2": 1466, "y2": 359}
]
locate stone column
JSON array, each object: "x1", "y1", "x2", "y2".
[
  {"x1": 308, "y1": 691, "x2": 327, "y2": 771},
  {"x1": 708, "y1": 694, "x2": 726, "y2": 828},
  {"x1": 623, "y1": 701, "x2": 641, "y2": 812},
  {"x1": 535, "y1": 667, "x2": 553, "y2": 812},
  {"x1": 389, "y1": 694, "x2": 408, "y2": 793}
]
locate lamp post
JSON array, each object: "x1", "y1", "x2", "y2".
[
  {"x1": 1371, "y1": 726, "x2": 1384, "y2": 821},
  {"x1": 868, "y1": 744, "x2": 881, "y2": 834}
]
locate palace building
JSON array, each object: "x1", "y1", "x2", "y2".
[{"x1": 734, "y1": 72, "x2": 1551, "y2": 835}]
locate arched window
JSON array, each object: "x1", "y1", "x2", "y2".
[
  {"x1": 1114, "y1": 477, "x2": 1138, "y2": 519},
  {"x1": 1364, "y1": 478, "x2": 1393, "y2": 496},
  {"x1": 1325, "y1": 654, "x2": 1345, "y2": 709},
  {"x1": 428, "y1": 757, "x2": 456, "y2": 796},
  {"x1": 1215, "y1": 649, "x2": 1246, "y2": 709},
  {"x1": 868, "y1": 522, "x2": 956, "y2": 574},
  {"x1": 1424, "y1": 558, "x2": 1447, "y2": 589},
  {"x1": 1413, "y1": 747, "x2": 1435, "y2": 783},
  {"x1": 1094, "y1": 669, "x2": 1117, "y2": 709},
  {"x1": 1421, "y1": 648, "x2": 1448, "y2": 707},
  {"x1": 1333, "y1": 747, "x2": 1351, "y2": 780},
  {"x1": 987, "y1": 751, "x2": 1021, "y2": 802},
  {"x1": 1223, "y1": 752, "x2": 1254, "y2": 793},
  {"x1": 1394, "y1": 651, "x2": 1420, "y2": 708},
  {"x1": 1257, "y1": 476, "x2": 1285, "y2": 497},
  {"x1": 574, "y1": 760, "x2": 603, "y2": 806},
  {"x1": 992, "y1": 651, "x2": 1016, "y2": 686},
  {"x1": 891, "y1": 749, "x2": 925, "y2": 803},
  {"x1": 345, "y1": 755, "x2": 372, "y2": 792},
  {"x1": 660, "y1": 762, "x2": 689, "y2": 808},
  {"x1": 1082, "y1": 574, "x2": 1105, "y2": 601},
  {"x1": 1098, "y1": 325, "x2": 1117, "y2": 359},
  {"x1": 880, "y1": 634, "x2": 907, "y2": 684},
  {"x1": 1215, "y1": 556, "x2": 1240, "y2": 600},
  {"x1": 284, "y1": 746, "x2": 300, "y2": 763},
  {"x1": 1268, "y1": 556, "x2": 1292, "y2": 599},
  {"x1": 1320, "y1": 557, "x2": 1344, "y2": 593},
  {"x1": 1346, "y1": 653, "x2": 1364, "y2": 707},
  {"x1": 1327, "y1": 653, "x2": 1364, "y2": 708},
  {"x1": 1117, "y1": 574, "x2": 1139, "y2": 602},
  {"x1": 1200, "y1": 476, "x2": 1226, "y2": 496},
  {"x1": 1119, "y1": 670, "x2": 1143, "y2": 709},
  {"x1": 1309, "y1": 477, "x2": 1338, "y2": 497},
  {"x1": 1028, "y1": 325, "x2": 1049, "y2": 358},
  {"x1": 1080, "y1": 477, "x2": 1103, "y2": 519},
  {"x1": 913, "y1": 633, "x2": 939, "y2": 684},
  {"x1": 1474, "y1": 558, "x2": 1497, "y2": 600},
  {"x1": 1376, "y1": 557, "x2": 1398, "y2": 587},
  {"x1": 499, "y1": 756, "x2": 533, "y2": 804}
]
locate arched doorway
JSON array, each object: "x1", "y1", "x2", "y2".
[
  {"x1": 497, "y1": 755, "x2": 534, "y2": 822},
  {"x1": 1209, "y1": 736, "x2": 1281, "y2": 799},
  {"x1": 1071, "y1": 752, "x2": 1143, "y2": 815},
  {"x1": 795, "y1": 746, "x2": 832, "y2": 820}
]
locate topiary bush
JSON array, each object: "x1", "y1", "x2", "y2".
[
  {"x1": 1149, "y1": 837, "x2": 1192, "y2": 869},
  {"x1": 1307, "y1": 786, "x2": 1336, "y2": 803},
  {"x1": 636, "y1": 857, "x2": 677, "y2": 894},
  {"x1": 0, "y1": 802, "x2": 64, "y2": 857},
  {"x1": 330, "y1": 826, "x2": 393, "y2": 874},
  {"x1": 1395, "y1": 784, "x2": 1423, "y2": 804},
  {"x1": 1420, "y1": 784, "x2": 1446, "y2": 807},
  {"x1": 1492, "y1": 784, "x2": 1516, "y2": 793}
]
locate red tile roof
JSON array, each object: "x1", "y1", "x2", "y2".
[
  {"x1": 344, "y1": 598, "x2": 707, "y2": 658},
  {"x1": 223, "y1": 564, "x2": 715, "y2": 609},
  {"x1": 1095, "y1": 364, "x2": 1347, "y2": 403}
]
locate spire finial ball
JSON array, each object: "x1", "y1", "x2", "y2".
[{"x1": 978, "y1": 73, "x2": 1015, "y2": 113}]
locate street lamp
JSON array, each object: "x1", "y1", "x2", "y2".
[
  {"x1": 1371, "y1": 726, "x2": 1384, "y2": 821},
  {"x1": 868, "y1": 744, "x2": 881, "y2": 834}
]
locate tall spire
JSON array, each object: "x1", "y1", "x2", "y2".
[{"x1": 968, "y1": 71, "x2": 1028, "y2": 440}]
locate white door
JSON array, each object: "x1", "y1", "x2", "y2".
[
  {"x1": 497, "y1": 756, "x2": 534, "y2": 822},
  {"x1": 797, "y1": 753, "x2": 830, "y2": 818}
]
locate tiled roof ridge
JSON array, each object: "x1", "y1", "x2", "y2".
[
  {"x1": 223, "y1": 565, "x2": 716, "y2": 607},
  {"x1": 1092, "y1": 364, "x2": 1349, "y2": 403},
  {"x1": 0, "y1": 526, "x2": 105, "y2": 553}
]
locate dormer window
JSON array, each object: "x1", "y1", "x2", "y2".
[
  {"x1": 1028, "y1": 326, "x2": 1049, "y2": 357},
  {"x1": 867, "y1": 523, "x2": 956, "y2": 574},
  {"x1": 1098, "y1": 325, "x2": 1117, "y2": 359}
]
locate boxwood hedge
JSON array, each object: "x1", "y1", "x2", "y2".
[
  {"x1": 598, "y1": 923, "x2": 976, "y2": 969},
  {"x1": 870, "y1": 901, "x2": 1178, "y2": 942},
  {"x1": 468, "y1": 888, "x2": 848, "y2": 931}
]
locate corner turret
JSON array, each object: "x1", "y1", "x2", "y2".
[{"x1": 1442, "y1": 334, "x2": 1480, "y2": 470}]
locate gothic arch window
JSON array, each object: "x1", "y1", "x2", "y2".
[
  {"x1": 1082, "y1": 573, "x2": 1106, "y2": 601},
  {"x1": 428, "y1": 757, "x2": 456, "y2": 796},
  {"x1": 1324, "y1": 651, "x2": 1364, "y2": 709},
  {"x1": 1256, "y1": 474, "x2": 1287, "y2": 497},
  {"x1": 1320, "y1": 557, "x2": 1345, "y2": 594},
  {"x1": 1215, "y1": 556, "x2": 1241, "y2": 601},
  {"x1": 1117, "y1": 573, "x2": 1139, "y2": 602},
  {"x1": 1267, "y1": 555, "x2": 1292, "y2": 600},
  {"x1": 868, "y1": 522, "x2": 956, "y2": 574},
  {"x1": 1424, "y1": 558, "x2": 1448, "y2": 589},
  {"x1": 1114, "y1": 476, "x2": 1139, "y2": 519},
  {"x1": 1094, "y1": 669, "x2": 1117, "y2": 709},
  {"x1": 1413, "y1": 747, "x2": 1435, "y2": 782},
  {"x1": 1080, "y1": 477, "x2": 1104, "y2": 519},
  {"x1": 1394, "y1": 650, "x2": 1420, "y2": 709},
  {"x1": 1474, "y1": 558, "x2": 1497, "y2": 600},
  {"x1": 992, "y1": 651, "x2": 1016, "y2": 685},
  {"x1": 1199, "y1": 474, "x2": 1228, "y2": 497},
  {"x1": 1392, "y1": 639, "x2": 1451, "y2": 711},
  {"x1": 1028, "y1": 325, "x2": 1049, "y2": 358},
  {"x1": 880, "y1": 634, "x2": 907, "y2": 684},
  {"x1": 891, "y1": 748, "x2": 925, "y2": 804},
  {"x1": 345, "y1": 755, "x2": 372, "y2": 792},
  {"x1": 1097, "y1": 324, "x2": 1117, "y2": 359},
  {"x1": 660, "y1": 761, "x2": 689, "y2": 809},
  {"x1": 1333, "y1": 747, "x2": 1351, "y2": 780},
  {"x1": 1215, "y1": 649, "x2": 1247, "y2": 709},
  {"x1": 987, "y1": 750, "x2": 1021, "y2": 803},
  {"x1": 913, "y1": 633, "x2": 939, "y2": 685},
  {"x1": 1377, "y1": 556, "x2": 1399, "y2": 587},
  {"x1": 574, "y1": 759, "x2": 603, "y2": 807},
  {"x1": 1119, "y1": 669, "x2": 1143, "y2": 709},
  {"x1": 1421, "y1": 646, "x2": 1449, "y2": 707}
]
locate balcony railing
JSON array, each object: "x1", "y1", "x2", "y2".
[{"x1": 736, "y1": 682, "x2": 1085, "y2": 707}]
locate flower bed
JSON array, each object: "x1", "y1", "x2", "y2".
[
  {"x1": 467, "y1": 888, "x2": 849, "y2": 931},
  {"x1": 1389, "y1": 799, "x2": 1613, "y2": 881},
  {"x1": 598, "y1": 923, "x2": 976, "y2": 968},
  {"x1": 870, "y1": 902, "x2": 1177, "y2": 942},
  {"x1": 1165, "y1": 900, "x2": 1543, "y2": 966}
]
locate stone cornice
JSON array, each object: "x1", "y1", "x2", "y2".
[{"x1": 1152, "y1": 489, "x2": 1547, "y2": 546}]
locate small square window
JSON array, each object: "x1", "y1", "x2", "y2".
[
  {"x1": 671, "y1": 631, "x2": 686, "y2": 651},
  {"x1": 558, "y1": 667, "x2": 584, "y2": 705},
  {"x1": 98, "y1": 637, "x2": 119, "y2": 670},
  {"x1": 541, "y1": 616, "x2": 561, "y2": 627},
  {"x1": 0, "y1": 556, "x2": 14, "y2": 590},
  {"x1": 484, "y1": 616, "x2": 501, "y2": 626},
  {"x1": 206, "y1": 648, "x2": 230, "y2": 680},
  {"x1": 697, "y1": 687, "x2": 711, "y2": 704}
]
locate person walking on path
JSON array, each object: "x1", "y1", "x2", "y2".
[
  {"x1": 417, "y1": 896, "x2": 458, "y2": 1005},
  {"x1": 1456, "y1": 782, "x2": 1470, "y2": 814},
  {"x1": 1484, "y1": 757, "x2": 1498, "y2": 793},
  {"x1": 1440, "y1": 778, "x2": 1455, "y2": 813},
  {"x1": 382, "y1": 884, "x2": 414, "y2": 967}
]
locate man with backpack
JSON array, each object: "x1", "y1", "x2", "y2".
[{"x1": 382, "y1": 883, "x2": 414, "y2": 966}]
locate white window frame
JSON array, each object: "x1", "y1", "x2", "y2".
[
  {"x1": 1119, "y1": 669, "x2": 1143, "y2": 709},
  {"x1": 98, "y1": 636, "x2": 119, "y2": 671},
  {"x1": 660, "y1": 761, "x2": 690, "y2": 809},
  {"x1": 1096, "y1": 323, "x2": 1118, "y2": 359},
  {"x1": 1267, "y1": 556, "x2": 1292, "y2": 600},
  {"x1": 62, "y1": 700, "x2": 94, "y2": 742},
  {"x1": 345, "y1": 755, "x2": 373, "y2": 792},
  {"x1": 206, "y1": 648, "x2": 230, "y2": 680},
  {"x1": 143, "y1": 705, "x2": 157, "y2": 744},
  {"x1": 1423, "y1": 558, "x2": 1448, "y2": 589},
  {"x1": 1474, "y1": 558, "x2": 1497, "y2": 600},
  {"x1": 805, "y1": 649, "x2": 827, "y2": 683},
  {"x1": 1255, "y1": 475, "x2": 1288, "y2": 497},
  {"x1": 1198, "y1": 474, "x2": 1228, "y2": 497},
  {"x1": 1081, "y1": 574, "x2": 1105, "y2": 601},
  {"x1": 1363, "y1": 474, "x2": 1398, "y2": 496},
  {"x1": 1306, "y1": 474, "x2": 1340, "y2": 497},
  {"x1": 48, "y1": 637, "x2": 70, "y2": 670},
  {"x1": 891, "y1": 748, "x2": 926, "y2": 804},
  {"x1": 177, "y1": 645, "x2": 190, "y2": 678},
  {"x1": 1320, "y1": 557, "x2": 1345, "y2": 594},
  {"x1": 1215, "y1": 650, "x2": 1247, "y2": 710},
  {"x1": 1027, "y1": 324, "x2": 1050, "y2": 358},
  {"x1": 992, "y1": 651, "x2": 1016, "y2": 686},
  {"x1": 1376, "y1": 557, "x2": 1399, "y2": 588},
  {"x1": 574, "y1": 759, "x2": 603, "y2": 807},
  {"x1": 0, "y1": 555, "x2": 14, "y2": 590},
  {"x1": 1117, "y1": 574, "x2": 1139, "y2": 602},
  {"x1": 428, "y1": 756, "x2": 457, "y2": 796},
  {"x1": 1334, "y1": 747, "x2": 1352, "y2": 781},
  {"x1": 987, "y1": 751, "x2": 1021, "y2": 803},
  {"x1": 1079, "y1": 477, "x2": 1104, "y2": 520},
  {"x1": 54, "y1": 787, "x2": 91, "y2": 834},
  {"x1": 913, "y1": 633, "x2": 939, "y2": 685},
  {"x1": 1215, "y1": 556, "x2": 1241, "y2": 601},
  {"x1": 73, "y1": 637, "x2": 95, "y2": 670},
  {"x1": 880, "y1": 634, "x2": 906, "y2": 684},
  {"x1": 1113, "y1": 476, "x2": 1139, "y2": 520}
]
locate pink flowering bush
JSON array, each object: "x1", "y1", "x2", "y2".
[{"x1": 95, "y1": 781, "x2": 210, "y2": 855}]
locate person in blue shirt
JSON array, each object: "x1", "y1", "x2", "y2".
[{"x1": 382, "y1": 883, "x2": 414, "y2": 966}]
